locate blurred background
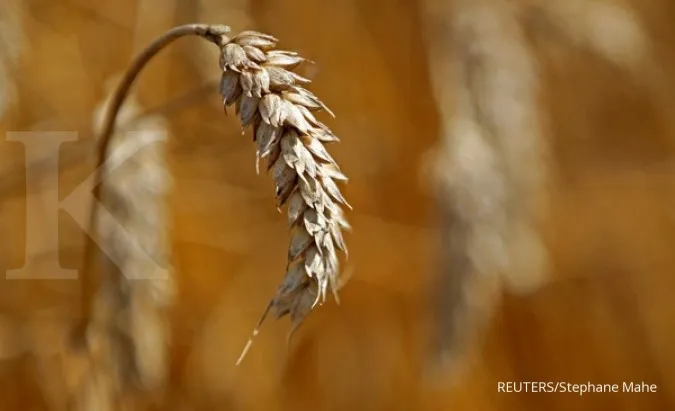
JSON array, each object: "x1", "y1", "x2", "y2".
[{"x1": 0, "y1": 0, "x2": 674, "y2": 410}]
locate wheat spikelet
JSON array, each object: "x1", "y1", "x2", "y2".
[
  {"x1": 73, "y1": 26, "x2": 350, "y2": 407},
  {"x1": 212, "y1": 31, "x2": 350, "y2": 362},
  {"x1": 192, "y1": 0, "x2": 254, "y2": 81},
  {"x1": 70, "y1": 26, "x2": 349, "y2": 408}
]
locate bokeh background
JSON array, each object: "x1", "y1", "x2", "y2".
[{"x1": 0, "y1": 0, "x2": 674, "y2": 410}]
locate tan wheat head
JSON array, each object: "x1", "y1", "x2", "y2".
[
  {"x1": 76, "y1": 25, "x2": 351, "y2": 409},
  {"x1": 214, "y1": 30, "x2": 352, "y2": 363},
  {"x1": 218, "y1": 32, "x2": 350, "y2": 308}
]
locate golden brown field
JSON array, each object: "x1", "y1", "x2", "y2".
[{"x1": 0, "y1": 0, "x2": 674, "y2": 410}]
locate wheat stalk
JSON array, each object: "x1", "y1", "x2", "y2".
[
  {"x1": 68, "y1": 92, "x2": 174, "y2": 411},
  {"x1": 0, "y1": 0, "x2": 24, "y2": 119},
  {"x1": 525, "y1": 0, "x2": 648, "y2": 71},
  {"x1": 215, "y1": 30, "x2": 351, "y2": 365},
  {"x1": 75, "y1": 23, "x2": 350, "y2": 409},
  {"x1": 423, "y1": 0, "x2": 549, "y2": 371}
]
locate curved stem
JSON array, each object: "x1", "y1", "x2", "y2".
[
  {"x1": 78, "y1": 23, "x2": 228, "y2": 332},
  {"x1": 97, "y1": 24, "x2": 217, "y2": 160}
]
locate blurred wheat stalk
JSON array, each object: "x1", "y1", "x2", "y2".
[
  {"x1": 422, "y1": 0, "x2": 655, "y2": 373},
  {"x1": 67, "y1": 24, "x2": 350, "y2": 410},
  {"x1": 0, "y1": 0, "x2": 24, "y2": 120},
  {"x1": 423, "y1": 0, "x2": 549, "y2": 373}
]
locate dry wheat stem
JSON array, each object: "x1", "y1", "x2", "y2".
[
  {"x1": 81, "y1": 24, "x2": 350, "y2": 404},
  {"x1": 0, "y1": 81, "x2": 218, "y2": 204},
  {"x1": 80, "y1": 25, "x2": 220, "y2": 330}
]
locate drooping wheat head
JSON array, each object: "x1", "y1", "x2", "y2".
[
  {"x1": 77, "y1": 26, "x2": 351, "y2": 408},
  {"x1": 215, "y1": 30, "x2": 351, "y2": 344}
]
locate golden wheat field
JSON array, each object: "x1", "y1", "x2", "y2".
[{"x1": 0, "y1": 0, "x2": 674, "y2": 410}]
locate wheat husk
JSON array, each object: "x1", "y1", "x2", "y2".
[
  {"x1": 71, "y1": 27, "x2": 349, "y2": 407},
  {"x1": 210, "y1": 31, "x2": 350, "y2": 362}
]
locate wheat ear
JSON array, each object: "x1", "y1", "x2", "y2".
[
  {"x1": 70, "y1": 91, "x2": 174, "y2": 411},
  {"x1": 424, "y1": 0, "x2": 548, "y2": 371},
  {"x1": 81, "y1": 24, "x2": 350, "y2": 397},
  {"x1": 216, "y1": 31, "x2": 352, "y2": 365}
]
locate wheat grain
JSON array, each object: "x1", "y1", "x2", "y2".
[
  {"x1": 212, "y1": 30, "x2": 351, "y2": 364},
  {"x1": 74, "y1": 26, "x2": 350, "y2": 406},
  {"x1": 191, "y1": 0, "x2": 254, "y2": 82}
]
